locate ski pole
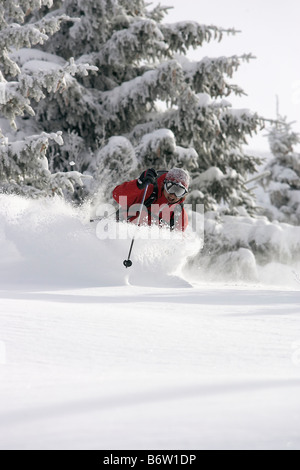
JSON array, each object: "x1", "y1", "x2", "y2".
[
  {"x1": 123, "y1": 184, "x2": 149, "y2": 268},
  {"x1": 90, "y1": 209, "x2": 118, "y2": 223}
]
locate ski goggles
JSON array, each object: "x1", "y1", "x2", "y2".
[{"x1": 164, "y1": 180, "x2": 188, "y2": 198}]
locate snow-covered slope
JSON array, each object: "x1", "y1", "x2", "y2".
[
  {"x1": 0, "y1": 195, "x2": 300, "y2": 450},
  {"x1": 1, "y1": 285, "x2": 300, "y2": 450}
]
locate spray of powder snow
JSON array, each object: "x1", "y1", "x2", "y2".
[
  {"x1": 120, "y1": 224, "x2": 201, "y2": 287},
  {"x1": 0, "y1": 195, "x2": 200, "y2": 288}
]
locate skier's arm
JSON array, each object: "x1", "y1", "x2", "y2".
[
  {"x1": 113, "y1": 169, "x2": 157, "y2": 208},
  {"x1": 113, "y1": 179, "x2": 151, "y2": 208}
]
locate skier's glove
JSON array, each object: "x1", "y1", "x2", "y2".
[{"x1": 137, "y1": 168, "x2": 157, "y2": 189}]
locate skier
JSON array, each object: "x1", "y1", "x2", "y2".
[{"x1": 113, "y1": 168, "x2": 189, "y2": 231}]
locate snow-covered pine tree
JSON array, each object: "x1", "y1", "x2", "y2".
[
  {"x1": 26, "y1": 0, "x2": 263, "y2": 213},
  {"x1": 0, "y1": 0, "x2": 96, "y2": 196},
  {"x1": 262, "y1": 117, "x2": 300, "y2": 225},
  {"x1": 0, "y1": 131, "x2": 86, "y2": 197}
]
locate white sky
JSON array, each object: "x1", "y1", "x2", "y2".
[{"x1": 155, "y1": 0, "x2": 300, "y2": 150}]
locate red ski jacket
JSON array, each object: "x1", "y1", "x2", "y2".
[{"x1": 113, "y1": 173, "x2": 188, "y2": 231}]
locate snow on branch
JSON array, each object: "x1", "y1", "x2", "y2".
[
  {"x1": 134, "y1": 128, "x2": 199, "y2": 171},
  {"x1": 20, "y1": 57, "x2": 98, "y2": 100},
  {"x1": 0, "y1": 0, "x2": 96, "y2": 198},
  {"x1": 0, "y1": 56, "x2": 98, "y2": 129},
  {"x1": 91, "y1": 136, "x2": 137, "y2": 194},
  {"x1": 65, "y1": 0, "x2": 119, "y2": 52},
  {"x1": 135, "y1": 128, "x2": 177, "y2": 167},
  {"x1": 96, "y1": 19, "x2": 168, "y2": 66},
  {"x1": 0, "y1": 23, "x2": 48, "y2": 52},
  {"x1": 220, "y1": 109, "x2": 265, "y2": 142},
  {"x1": 146, "y1": 3, "x2": 173, "y2": 22},
  {"x1": 160, "y1": 22, "x2": 239, "y2": 54},
  {"x1": 0, "y1": 0, "x2": 76, "y2": 77},
  {"x1": 50, "y1": 171, "x2": 84, "y2": 196},
  {"x1": 0, "y1": 1, "x2": 54, "y2": 27},
  {"x1": 178, "y1": 54, "x2": 255, "y2": 97},
  {"x1": 0, "y1": 131, "x2": 83, "y2": 197},
  {"x1": 267, "y1": 117, "x2": 300, "y2": 158},
  {"x1": 0, "y1": 14, "x2": 74, "y2": 62},
  {"x1": 260, "y1": 117, "x2": 300, "y2": 225},
  {"x1": 102, "y1": 60, "x2": 184, "y2": 133}
]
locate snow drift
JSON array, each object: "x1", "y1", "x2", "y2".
[
  {"x1": 0, "y1": 195, "x2": 199, "y2": 288},
  {"x1": 1, "y1": 194, "x2": 300, "y2": 289}
]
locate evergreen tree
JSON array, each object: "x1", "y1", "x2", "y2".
[
  {"x1": 0, "y1": 0, "x2": 95, "y2": 196},
  {"x1": 262, "y1": 117, "x2": 300, "y2": 225},
  {"x1": 27, "y1": 0, "x2": 264, "y2": 212}
]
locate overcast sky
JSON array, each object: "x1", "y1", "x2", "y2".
[{"x1": 155, "y1": 0, "x2": 300, "y2": 150}]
